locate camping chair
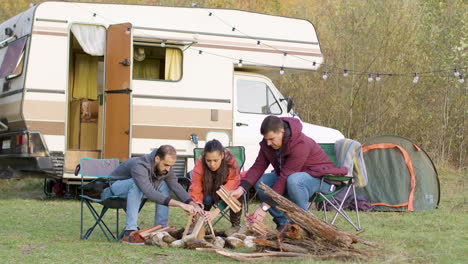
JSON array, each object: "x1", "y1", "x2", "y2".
[
  {"x1": 309, "y1": 139, "x2": 367, "y2": 231},
  {"x1": 193, "y1": 146, "x2": 248, "y2": 226},
  {"x1": 77, "y1": 158, "x2": 146, "y2": 242}
]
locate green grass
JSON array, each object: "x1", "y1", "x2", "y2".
[{"x1": 0, "y1": 167, "x2": 466, "y2": 263}]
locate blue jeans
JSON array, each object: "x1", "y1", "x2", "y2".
[
  {"x1": 254, "y1": 172, "x2": 332, "y2": 226},
  {"x1": 101, "y1": 178, "x2": 170, "y2": 230}
]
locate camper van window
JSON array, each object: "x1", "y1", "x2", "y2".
[
  {"x1": 237, "y1": 79, "x2": 282, "y2": 115},
  {"x1": 133, "y1": 45, "x2": 182, "y2": 81},
  {"x1": 0, "y1": 37, "x2": 27, "y2": 80}
]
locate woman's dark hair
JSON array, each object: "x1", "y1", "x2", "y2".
[{"x1": 201, "y1": 139, "x2": 235, "y2": 203}]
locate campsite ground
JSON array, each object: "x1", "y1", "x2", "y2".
[{"x1": 0, "y1": 167, "x2": 466, "y2": 263}]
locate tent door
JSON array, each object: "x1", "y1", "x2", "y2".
[{"x1": 103, "y1": 23, "x2": 132, "y2": 161}]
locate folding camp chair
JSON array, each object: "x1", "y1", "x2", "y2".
[
  {"x1": 78, "y1": 158, "x2": 146, "y2": 242},
  {"x1": 309, "y1": 139, "x2": 367, "y2": 231},
  {"x1": 192, "y1": 146, "x2": 248, "y2": 226}
]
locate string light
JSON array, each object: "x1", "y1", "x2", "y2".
[
  {"x1": 413, "y1": 73, "x2": 419, "y2": 84},
  {"x1": 75, "y1": 7, "x2": 467, "y2": 86},
  {"x1": 376, "y1": 73, "x2": 381, "y2": 81},
  {"x1": 322, "y1": 72, "x2": 328, "y2": 80}
]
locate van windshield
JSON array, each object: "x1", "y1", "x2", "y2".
[{"x1": 0, "y1": 37, "x2": 27, "y2": 79}]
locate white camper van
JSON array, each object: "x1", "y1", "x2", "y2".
[{"x1": 0, "y1": 1, "x2": 343, "y2": 187}]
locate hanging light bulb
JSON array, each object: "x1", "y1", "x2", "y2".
[
  {"x1": 322, "y1": 71, "x2": 328, "y2": 80},
  {"x1": 343, "y1": 69, "x2": 348, "y2": 77},
  {"x1": 160, "y1": 40, "x2": 166, "y2": 48},
  {"x1": 459, "y1": 75, "x2": 465, "y2": 83},
  {"x1": 368, "y1": 73, "x2": 373, "y2": 82},
  {"x1": 238, "y1": 59, "x2": 243, "y2": 67},
  {"x1": 376, "y1": 73, "x2": 381, "y2": 81},
  {"x1": 280, "y1": 67, "x2": 285, "y2": 75},
  {"x1": 413, "y1": 73, "x2": 419, "y2": 84},
  {"x1": 454, "y1": 68, "x2": 460, "y2": 77}
]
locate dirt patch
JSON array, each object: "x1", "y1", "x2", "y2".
[{"x1": 19, "y1": 243, "x2": 47, "y2": 254}]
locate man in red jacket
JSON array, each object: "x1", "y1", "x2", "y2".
[{"x1": 231, "y1": 116, "x2": 347, "y2": 230}]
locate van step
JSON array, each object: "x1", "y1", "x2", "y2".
[{"x1": 50, "y1": 152, "x2": 64, "y2": 178}]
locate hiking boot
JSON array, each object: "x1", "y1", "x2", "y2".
[
  {"x1": 122, "y1": 230, "x2": 144, "y2": 245},
  {"x1": 229, "y1": 208, "x2": 242, "y2": 227}
]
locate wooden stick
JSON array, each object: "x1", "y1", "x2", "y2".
[
  {"x1": 220, "y1": 186, "x2": 241, "y2": 207},
  {"x1": 183, "y1": 216, "x2": 205, "y2": 241},
  {"x1": 182, "y1": 215, "x2": 193, "y2": 237},
  {"x1": 216, "y1": 188, "x2": 241, "y2": 212},
  {"x1": 136, "y1": 225, "x2": 162, "y2": 239},
  {"x1": 207, "y1": 219, "x2": 216, "y2": 239}
]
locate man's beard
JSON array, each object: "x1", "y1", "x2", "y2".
[{"x1": 154, "y1": 163, "x2": 168, "y2": 176}]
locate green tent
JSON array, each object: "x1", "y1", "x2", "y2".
[{"x1": 357, "y1": 135, "x2": 440, "y2": 211}]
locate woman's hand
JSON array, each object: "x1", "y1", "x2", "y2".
[
  {"x1": 203, "y1": 208, "x2": 221, "y2": 222},
  {"x1": 230, "y1": 186, "x2": 245, "y2": 199}
]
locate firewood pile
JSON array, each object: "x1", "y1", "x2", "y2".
[
  {"x1": 241, "y1": 182, "x2": 378, "y2": 261},
  {"x1": 141, "y1": 182, "x2": 378, "y2": 261},
  {"x1": 139, "y1": 215, "x2": 256, "y2": 250}
]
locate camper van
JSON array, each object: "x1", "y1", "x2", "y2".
[{"x1": 0, "y1": 1, "x2": 344, "y2": 188}]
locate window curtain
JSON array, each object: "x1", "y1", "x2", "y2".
[
  {"x1": 165, "y1": 48, "x2": 181, "y2": 80},
  {"x1": 133, "y1": 59, "x2": 160, "y2": 79},
  {"x1": 73, "y1": 54, "x2": 98, "y2": 100},
  {"x1": 70, "y1": 25, "x2": 106, "y2": 56}
]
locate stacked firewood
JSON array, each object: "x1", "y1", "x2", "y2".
[{"x1": 244, "y1": 183, "x2": 377, "y2": 261}]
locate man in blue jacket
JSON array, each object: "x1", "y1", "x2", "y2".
[{"x1": 102, "y1": 145, "x2": 203, "y2": 244}]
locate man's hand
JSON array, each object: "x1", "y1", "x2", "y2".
[
  {"x1": 230, "y1": 186, "x2": 245, "y2": 199},
  {"x1": 189, "y1": 201, "x2": 205, "y2": 216},
  {"x1": 203, "y1": 208, "x2": 221, "y2": 222},
  {"x1": 179, "y1": 203, "x2": 197, "y2": 215},
  {"x1": 251, "y1": 206, "x2": 267, "y2": 224}
]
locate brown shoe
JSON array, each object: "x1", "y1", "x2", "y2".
[{"x1": 122, "y1": 230, "x2": 145, "y2": 245}]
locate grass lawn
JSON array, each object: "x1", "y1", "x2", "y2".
[{"x1": 0, "y1": 167, "x2": 466, "y2": 263}]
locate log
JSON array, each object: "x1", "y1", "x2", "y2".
[
  {"x1": 259, "y1": 182, "x2": 376, "y2": 248},
  {"x1": 135, "y1": 225, "x2": 162, "y2": 239},
  {"x1": 284, "y1": 224, "x2": 309, "y2": 240},
  {"x1": 253, "y1": 238, "x2": 309, "y2": 254}
]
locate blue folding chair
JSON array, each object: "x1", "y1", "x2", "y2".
[{"x1": 77, "y1": 158, "x2": 146, "y2": 242}]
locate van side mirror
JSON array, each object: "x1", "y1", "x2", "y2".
[{"x1": 286, "y1": 96, "x2": 294, "y2": 113}]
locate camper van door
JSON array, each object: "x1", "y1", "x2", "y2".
[
  {"x1": 233, "y1": 74, "x2": 289, "y2": 169},
  {"x1": 103, "y1": 23, "x2": 132, "y2": 162}
]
